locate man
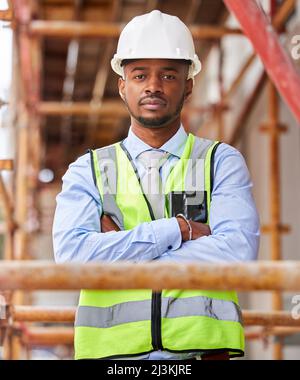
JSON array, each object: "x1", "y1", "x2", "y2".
[{"x1": 53, "y1": 10, "x2": 260, "y2": 360}]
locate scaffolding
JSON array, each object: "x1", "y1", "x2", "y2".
[{"x1": 0, "y1": 261, "x2": 300, "y2": 358}]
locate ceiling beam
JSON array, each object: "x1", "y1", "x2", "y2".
[
  {"x1": 28, "y1": 20, "x2": 243, "y2": 39},
  {"x1": 37, "y1": 101, "x2": 128, "y2": 117}
]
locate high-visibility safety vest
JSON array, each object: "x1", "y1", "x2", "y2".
[{"x1": 74, "y1": 133, "x2": 244, "y2": 359}]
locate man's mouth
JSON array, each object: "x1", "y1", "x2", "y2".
[{"x1": 139, "y1": 98, "x2": 167, "y2": 111}]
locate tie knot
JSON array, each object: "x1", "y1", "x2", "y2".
[{"x1": 138, "y1": 150, "x2": 169, "y2": 170}]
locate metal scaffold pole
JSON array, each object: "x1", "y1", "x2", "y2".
[
  {"x1": 223, "y1": 0, "x2": 300, "y2": 124},
  {"x1": 0, "y1": 261, "x2": 299, "y2": 291}
]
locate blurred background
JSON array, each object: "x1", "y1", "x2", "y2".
[{"x1": 0, "y1": 0, "x2": 300, "y2": 360}]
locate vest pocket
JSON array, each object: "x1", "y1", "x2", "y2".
[{"x1": 167, "y1": 191, "x2": 207, "y2": 222}]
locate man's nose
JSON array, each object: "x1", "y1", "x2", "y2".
[{"x1": 145, "y1": 75, "x2": 163, "y2": 94}]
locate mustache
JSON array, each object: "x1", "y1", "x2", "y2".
[{"x1": 139, "y1": 94, "x2": 167, "y2": 105}]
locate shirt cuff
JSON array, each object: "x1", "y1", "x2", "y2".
[{"x1": 151, "y1": 217, "x2": 182, "y2": 255}]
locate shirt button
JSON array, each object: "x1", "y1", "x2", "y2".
[{"x1": 168, "y1": 245, "x2": 172, "y2": 250}]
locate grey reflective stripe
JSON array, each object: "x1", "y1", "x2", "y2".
[
  {"x1": 185, "y1": 137, "x2": 214, "y2": 192},
  {"x1": 161, "y1": 296, "x2": 243, "y2": 324},
  {"x1": 75, "y1": 296, "x2": 242, "y2": 328},
  {"x1": 94, "y1": 145, "x2": 124, "y2": 230},
  {"x1": 75, "y1": 300, "x2": 151, "y2": 328},
  {"x1": 191, "y1": 137, "x2": 214, "y2": 161}
]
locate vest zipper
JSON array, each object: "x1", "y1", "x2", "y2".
[{"x1": 151, "y1": 291, "x2": 163, "y2": 350}]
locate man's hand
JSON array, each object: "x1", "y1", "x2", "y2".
[
  {"x1": 176, "y1": 217, "x2": 211, "y2": 242},
  {"x1": 101, "y1": 214, "x2": 210, "y2": 242},
  {"x1": 101, "y1": 214, "x2": 120, "y2": 232}
]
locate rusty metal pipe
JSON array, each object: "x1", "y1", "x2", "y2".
[
  {"x1": 20, "y1": 326, "x2": 300, "y2": 346},
  {"x1": 0, "y1": 261, "x2": 300, "y2": 291},
  {"x1": 10, "y1": 306, "x2": 300, "y2": 327},
  {"x1": 21, "y1": 327, "x2": 74, "y2": 346},
  {"x1": 12, "y1": 306, "x2": 75, "y2": 323},
  {"x1": 223, "y1": 0, "x2": 300, "y2": 124}
]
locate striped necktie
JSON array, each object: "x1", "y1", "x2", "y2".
[{"x1": 138, "y1": 150, "x2": 170, "y2": 219}]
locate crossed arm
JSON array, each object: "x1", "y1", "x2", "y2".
[
  {"x1": 53, "y1": 143, "x2": 259, "y2": 264},
  {"x1": 101, "y1": 214, "x2": 211, "y2": 241}
]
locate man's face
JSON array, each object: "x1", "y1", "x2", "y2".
[{"x1": 118, "y1": 59, "x2": 193, "y2": 129}]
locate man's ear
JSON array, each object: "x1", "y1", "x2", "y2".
[
  {"x1": 184, "y1": 78, "x2": 193, "y2": 102},
  {"x1": 118, "y1": 77, "x2": 125, "y2": 101}
]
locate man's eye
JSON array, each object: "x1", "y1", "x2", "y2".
[
  {"x1": 163, "y1": 75, "x2": 176, "y2": 80},
  {"x1": 134, "y1": 74, "x2": 145, "y2": 80}
]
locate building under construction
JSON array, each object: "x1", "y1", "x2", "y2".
[{"x1": 0, "y1": 0, "x2": 300, "y2": 360}]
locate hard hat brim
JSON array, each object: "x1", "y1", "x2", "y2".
[{"x1": 111, "y1": 55, "x2": 201, "y2": 79}]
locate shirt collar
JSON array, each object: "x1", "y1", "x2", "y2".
[{"x1": 124, "y1": 125, "x2": 188, "y2": 160}]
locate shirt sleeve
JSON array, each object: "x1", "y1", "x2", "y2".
[
  {"x1": 156, "y1": 143, "x2": 260, "y2": 263},
  {"x1": 52, "y1": 153, "x2": 182, "y2": 263}
]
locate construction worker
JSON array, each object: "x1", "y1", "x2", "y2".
[{"x1": 53, "y1": 10, "x2": 260, "y2": 360}]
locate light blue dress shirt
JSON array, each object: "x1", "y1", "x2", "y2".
[{"x1": 53, "y1": 125, "x2": 260, "y2": 360}]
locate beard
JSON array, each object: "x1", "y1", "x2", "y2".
[{"x1": 124, "y1": 94, "x2": 185, "y2": 129}]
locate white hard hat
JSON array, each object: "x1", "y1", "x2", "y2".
[{"x1": 111, "y1": 10, "x2": 201, "y2": 80}]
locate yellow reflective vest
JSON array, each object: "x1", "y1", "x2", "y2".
[{"x1": 74, "y1": 133, "x2": 244, "y2": 359}]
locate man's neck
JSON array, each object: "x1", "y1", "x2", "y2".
[{"x1": 131, "y1": 119, "x2": 181, "y2": 148}]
